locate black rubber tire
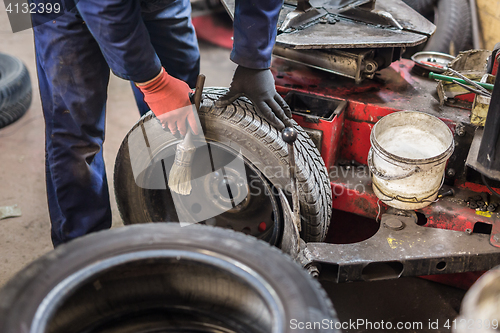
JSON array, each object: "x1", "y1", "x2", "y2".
[
  {"x1": 0, "y1": 53, "x2": 32, "y2": 129},
  {"x1": 402, "y1": 0, "x2": 472, "y2": 56},
  {"x1": 0, "y1": 223, "x2": 338, "y2": 333},
  {"x1": 114, "y1": 87, "x2": 332, "y2": 242}
]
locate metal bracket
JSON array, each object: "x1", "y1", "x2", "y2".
[
  {"x1": 303, "y1": 212, "x2": 500, "y2": 282},
  {"x1": 273, "y1": 47, "x2": 378, "y2": 83},
  {"x1": 335, "y1": 0, "x2": 403, "y2": 30}
]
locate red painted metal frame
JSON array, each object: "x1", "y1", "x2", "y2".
[
  {"x1": 274, "y1": 56, "x2": 500, "y2": 288},
  {"x1": 274, "y1": 57, "x2": 499, "y2": 232}
]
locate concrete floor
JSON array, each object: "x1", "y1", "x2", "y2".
[{"x1": 0, "y1": 8, "x2": 236, "y2": 287}]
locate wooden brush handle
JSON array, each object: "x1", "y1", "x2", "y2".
[
  {"x1": 193, "y1": 74, "x2": 206, "y2": 112},
  {"x1": 181, "y1": 74, "x2": 205, "y2": 149}
]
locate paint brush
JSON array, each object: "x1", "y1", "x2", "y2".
[{"x1": 168, "y1": 74, "x2": 205, "y2": 195}]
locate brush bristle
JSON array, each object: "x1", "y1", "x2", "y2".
[{"x1": 168, "y1": 163, "x2": 192, "y2": 195}]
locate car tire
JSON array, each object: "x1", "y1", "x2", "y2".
[
  {"x1": 0, "y1": 223, "x2": 339, "y2": 333},
  {"x1": 424, "y1": 0, "x2": 472, "y2": 54},
  {"x1": 403, "y1": 0, "x2": 472, "y2": 55},
  {"x1": 0, "y1": 53, "x2": 31, "y2": 129},
  {"x1": 114, "y1": 87, "x2": 332, "y2": 242}
]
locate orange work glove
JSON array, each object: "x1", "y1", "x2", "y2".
[{"x1": 136, "y1": 68, "x2": 199, "y2": 136}]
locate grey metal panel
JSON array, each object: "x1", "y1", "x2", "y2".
[{"x1": 221, "y1": 0, "x2": 436, "y2": 49}]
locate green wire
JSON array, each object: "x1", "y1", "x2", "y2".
[{"x1": 429, "y1": 72, "x2": 494, "y2": 91}]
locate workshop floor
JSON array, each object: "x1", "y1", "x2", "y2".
[{"x1": 0, "y1": 9, "x2": 466, "y2": 333}]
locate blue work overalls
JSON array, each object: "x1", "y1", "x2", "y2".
[{"x1": 31, "y1": 0, "x2": 282, "y2": 246}]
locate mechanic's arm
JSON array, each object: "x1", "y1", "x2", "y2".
[
  {"x1": 216, "y1": 0, "x2": 292, "y2": 130},
  {"x1": 75, "y1": 0, "x2": 197, "y2": 135}
]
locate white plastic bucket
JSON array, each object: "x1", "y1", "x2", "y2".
[{"x1": 368, "y1": 111, "x2": 454, "y2": 210}]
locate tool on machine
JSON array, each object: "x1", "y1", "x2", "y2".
[
  {"x1": 447, "y1": 68, "x2": 493, "y2": 95},
  {"x1": 282, "y1": 126, "x2": 301, "y2": 232},
  {"x1": 411, "y1": 51, "x2": 454, "y2": 73},
  {"x1": 452, "y1": 79, "x2": 492, "y2": 97},
  {"x1": 429, "y1": 72, "x2": 494, "y2": 92},
  {"x1": 168, "y1": 74, "x2": 205, "y2": 195}
]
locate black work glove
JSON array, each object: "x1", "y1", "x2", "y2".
[{"x1": 215, "y1": 65, "x2": 293, "y2": 130}]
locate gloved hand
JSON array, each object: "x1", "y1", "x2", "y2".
[
  {"x1": 215, "y1": 66, "x2": 293, "y2": 130},
  {"x1": 136, "y1": 68, "x2": 199, "y2": 136}
]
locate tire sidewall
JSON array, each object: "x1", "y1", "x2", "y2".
[
  {"x1": 114, "y1": 90, "x2": 332, "y2": 242},
  {"x1": 0, "y1": 224, "x2": 336, "y2": 333}
]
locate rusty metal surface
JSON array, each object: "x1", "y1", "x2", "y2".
[
  {"x1": 305, "y1": 213, "x2": 500, "y2": 283},
  {"x1": 330, "y1": 165, "x2": 387, "y2": 218},
  {"x1": 274, "y1": 47, "x2": 379, "y2": 83},
  {"x1": 471, "y1": 94, "x2": 491, "y2": 126},
  {"x1": 274, "y1": 39, "x2": 500, "y2": 285},
  {"x1": 221, "y1": 0, "x2": 434, "y2": 49},
  {"x1": 275, "y1": 58, "x2": 471, "y2": 125},
  {"x1": 0, "y1": 205, "x2": 21, "y2": 220},
  {"x1": 279, "y1": 0, "x2": 328, "y2": 32},
  {"x1": 278, "y1": 189, "x2": 302, "y2": 258},
  {"x1": 276, "y1": 59, "x2": 468, "y2": 166}
]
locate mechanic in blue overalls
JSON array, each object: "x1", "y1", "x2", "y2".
[{"x1": 31, "y1": 0, "x2": 292, "y2": 247}]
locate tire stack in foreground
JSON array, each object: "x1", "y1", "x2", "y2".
[{"x1": 0, "y1": 224, "x2": 338, "y2": 333}]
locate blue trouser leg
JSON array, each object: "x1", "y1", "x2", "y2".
[
  {"x1": 132, "y1": 0, "x2": 201, "y2": 115},
  {"x1": 33, "y1": 9, "x2": 112, "y2": 247},
  {"x1": 33, "y1": 0, "x2": 199, "y2": 246}
]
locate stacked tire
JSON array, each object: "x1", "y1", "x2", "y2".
[{"x1": 0, "y1": 224, "x2": 339, "y2": 333}]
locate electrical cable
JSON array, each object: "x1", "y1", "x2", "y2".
[{"x1": 481, "y1": 173, "x2": 500, "y2": 199}]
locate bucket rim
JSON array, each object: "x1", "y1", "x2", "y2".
[{"x1": 370, "y1": 111, "x2": 455, "y2": 165}]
